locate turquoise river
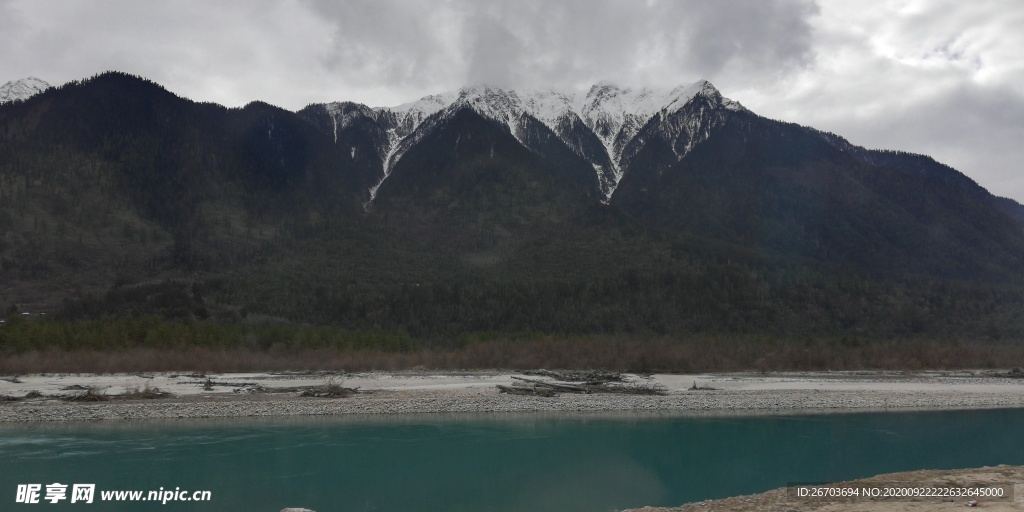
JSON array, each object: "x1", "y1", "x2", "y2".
[{"x1": 2, "y1": 408, "x2": 1023, "y2": 511}]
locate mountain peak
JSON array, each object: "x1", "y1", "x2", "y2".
[
  {"x1": 592, "y1": 79, "x2": 620, "y2": 88},
  {"x1": 452, "y1": 84, "x2": 523, "y2": 114},
  {"x1": 587, "y1": 81, "x2": 624, "y2": 97},
  {"x1": 694, "y1": 78, "x2": 716, "y2": 91},
  {"x1": 385, "y1": 91, "x2": 458, "y2": 130},
  {"x1": 0, "y1": 76, "x2": 50, "y2": 103},
  {"x1": 456, "y1": 83, "x2": 507, "y2": 97},
  {"x1": 377, "y1": 80, "x2": 735, "y2": 123}
]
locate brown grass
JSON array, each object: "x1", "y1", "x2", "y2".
[{"x1": 1, "y1": 337, "x2": 1023, "y2": 374}]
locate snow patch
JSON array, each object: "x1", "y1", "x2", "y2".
[
  {"x1": 384, "y1": 91, "x2": 458, "y2": 135},
  {"x1": 357, "y1": 80, "x2": 740, "y2": 205},
  {"x1": 0, "y1": 77, "x2": 49, "y2": 104},
  {"x1": 574, "y1": 80, "x2": 729, "y2": 199},
  {"x1": 518, "y1": 87, "x2": 576, "y2": 129},
  {"x1": 450, "y1": 85, "x2": 528, "y2": 145}
]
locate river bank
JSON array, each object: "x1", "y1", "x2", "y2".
[
  {"x1": 627, "y1": 465, "x2": 1024, "y2": 511},
  {"x1": 2, "y1": 369, "x2": 1023, "y2": 422}
]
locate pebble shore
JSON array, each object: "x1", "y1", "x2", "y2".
[{"x1": 3, "y1": 387, "x2": 1024, "y2": 423}]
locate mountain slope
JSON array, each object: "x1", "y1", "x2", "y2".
[
  {"x1": 0, "y1": 72, "x2": 364, "y2": 279},
  {"x1": 612, "y1": 110, "x2": 1024, "y2": 280},
  {"x1": 2, "y1": 71, "x2": 1023, "y2": 340}
]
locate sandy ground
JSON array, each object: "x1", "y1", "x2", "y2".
[
  {"x1": 628, "y1": 465, "x2": 1024, "y2": 512},
  {"x1": 2, "y1": 369, "x2": 1023, "y2": 400},
  {"x1": 0, "y1": 369, "x2": 1023, "y2": 423}
]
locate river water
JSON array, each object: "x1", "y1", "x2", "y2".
[{"x1": 2, "y1": 408, "x2": 1023, "y2": 511}]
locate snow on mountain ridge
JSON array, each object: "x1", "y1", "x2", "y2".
[
  {"x1": 376, "y1": 80, "x2": 741, "y2": 141},
  {"x1": 517, "y1": 87, "x2": 577, "y2": 129},
  {"x1": 573, "y1": 80, "x2": 740, "y2": 198},
  {"x1": 323, "y1": 101, "x2": 376, "y2": 143},
  {"x1": 382, "y1": 91, "x2": 458, "y2": 136},
  {"x1": 0, "y1": 77, "x2": 50, "y2": 104},
  {"x1": 317, "y1": 80, "x2": 744, "y2": 205},
  {"x1": 450, "y1": 85, "x2": 528, "y2": 141}
]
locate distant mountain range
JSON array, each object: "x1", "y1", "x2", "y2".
[{"x1": 2, "y1": 71, "x2": 1023, "y2": 339}]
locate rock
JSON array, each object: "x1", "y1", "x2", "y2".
[{"x1": 281, "y1": 508, "x2": 316, "y2": 512}]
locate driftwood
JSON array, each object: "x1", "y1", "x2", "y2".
[
  {"x1": 510, "y1": 376, "x2": 590, "y2": 393},
  {"x1": 595, "y1": 383, "x2": 666, "y2": 395},
  {"x1": 1002, "y1": 368, "x2": 1024, "y2": 379},
  {"x1": 496, "y1": 385, "x2": 556, "y2": 397},
  {"x1": 299, "y1": 385, "x2": 359, "y2": 398},
  {"x1": 498, "y1": 372, "x2": 667, "y2": 397},
  {"x1": 193, "y1": 379, "x2": 259, "y2": 388},
  {"x1": 522, "y1": 369, "x2": 623, "y2": 382}
]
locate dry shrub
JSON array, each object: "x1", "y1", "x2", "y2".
[
  {"x1": 64, "y1": 386, "x2": 109, "y2": 402},
  {"x1": 121, "y1": 383, "x2": 172, "y2": 399}
]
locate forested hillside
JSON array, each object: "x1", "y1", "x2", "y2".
[{"x1": 2, "y1": 72, "x2": 1024, "y2": 360}]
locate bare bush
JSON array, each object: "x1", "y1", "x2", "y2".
[
  {"x1": 64, "y1": 386, "x2": 109, "y2": 402},
  {"x1": 121, "y1": 383, "x2": 172, "y2": 399}
]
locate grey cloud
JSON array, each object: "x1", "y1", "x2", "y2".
[
  {"x1": 302, "y1": 0, "x2": 819, "y2": 90},
  {"x1": 900, "y1": 84, "x2": 1024, "y2": 201},
  {"x1": 464, "y1": 13, "x2": 525, "y2": 87},
  {"x1": 0, "y1": 0, "x2": 18, "y2": 34},
  {"x1": 0, "y1": 0, "x2": 334, "y2": 106},
  {"x1": 453, "y1": 0, "x2": 644, "y2": 86},
  {"x1": 459, "y1": 0, "x2": 820, "y2": 87},
  {"x1": 0, "y1": 1, "x2": 37, "y2": 76},
  {"x1": 682, "y1": 0, "x2": 820, "y2": 80},
  {"x1": 303, "y1": 0, "x2": 461, "y2": 89}
]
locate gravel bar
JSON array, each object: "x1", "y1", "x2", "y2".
[{"x1": 3, "y1": 388, "x2": 1024, "y2": 423}]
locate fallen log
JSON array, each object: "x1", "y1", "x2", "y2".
[
  {"x1": 599, "y1": 383, "x2": 667, "y2": 395},
  {"x1": 510, "y1": 376, "x2": 590, "y2": 393},
  {"x1": 496, "y1": 385, "x2": 556, "y2": 397},
  {"x1": 299, "y1": 385, "x2": 359, "y2": 398},
  {"x1": 522, "y1": 369, "x2": 623, "y2": 382}
]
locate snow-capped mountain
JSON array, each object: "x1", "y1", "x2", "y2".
[
  {"x1": 0, "y1": 77, "x2": 50, "y2": 103},
  {"x1": 306, "y1": 80, "x2": 746, "y2": 203}
]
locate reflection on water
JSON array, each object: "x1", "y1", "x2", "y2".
[{"x1": 1, "y1": 409, "x2": 1023, "y2": 512}]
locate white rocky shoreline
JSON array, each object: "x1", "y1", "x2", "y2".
[{"x1": 2, "y1": 370, "x2": 1023, "y2": 423}]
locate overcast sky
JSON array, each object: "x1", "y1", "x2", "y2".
[{"x1": 2, "y1": 0, "x2": 1022, "y2": 201}]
